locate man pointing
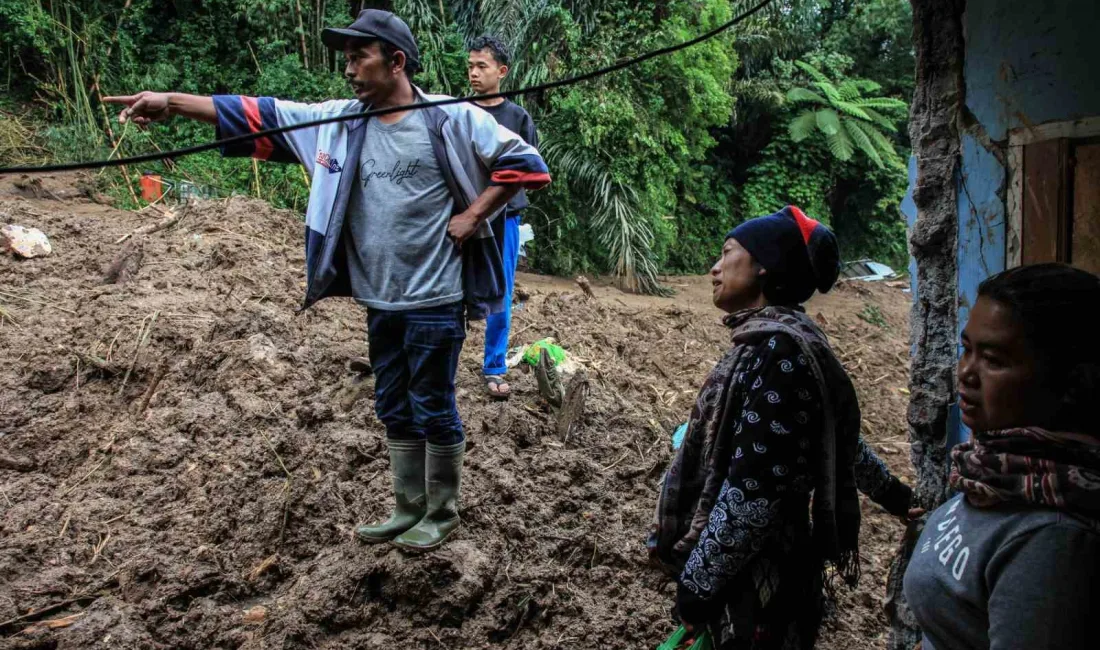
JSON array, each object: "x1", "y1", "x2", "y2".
[{"x1": 106, "y1": 9, "x2": 550, "y2": 552}]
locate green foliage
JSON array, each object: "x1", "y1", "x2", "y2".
[
  {"x1": 821, "y1": 0, "x2": 914, "y2": 99},
  {"x1": 1, "y1": 0, "x2": 917, "y2": 288},
  {"x1": 740, "y1": 133, "x2": 834, "y2": 222},
  {"x1": 786, "y1": 60, "x2": 906, "y2": 168},
  {"x1": 858, "y1": 302, "x2": 887, "y2": 328},
  {"x1": 440, "y1": 0, "x2": 738, "y2": 293}
]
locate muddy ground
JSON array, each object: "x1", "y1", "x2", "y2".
[{"x1": 0, "y1": 175, "x2": 915, "y2": 649}]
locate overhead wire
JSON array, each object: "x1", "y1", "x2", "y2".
[{"x1": 0, "y1": 0, "x2": 773, "y2": 175}]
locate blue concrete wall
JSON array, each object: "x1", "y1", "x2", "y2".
[
  {"x1": 900, "y1": 156, "x2": 917, "y2": 294},
  {"x1": 955, "y1": 135, "x2": 1006, "y2": 354},
  {"x1": 965, "y1": 0, "x2": 1100, "y2": 142},
  {"x1": 905, "y1": 0, "x2": 1100, "y2": 445},
  {"x1": 953, "y1": 136, "x2": 1006, "y2": 444}
]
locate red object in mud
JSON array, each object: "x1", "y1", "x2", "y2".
[{"x1": 140, "y1": 173, "x2": 163, "y2": 202}]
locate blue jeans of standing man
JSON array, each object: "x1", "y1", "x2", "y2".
[
  {"x1": 368, "y1": 303, "x2": 466, "y2": 446},
  {"x1": 483, "y1": 213, "x2": 521, "y2": 376}
]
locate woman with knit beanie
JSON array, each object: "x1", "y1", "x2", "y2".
[{"x1": 649, "y1": 206, "x2": 919, "y2": 649}]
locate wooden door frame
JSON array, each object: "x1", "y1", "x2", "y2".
[{"x1": 1006, "y1": 117, "x2": 1100, "y2": 267}]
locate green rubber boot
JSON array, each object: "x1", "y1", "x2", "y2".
[
  {"x1": 392, "y1": 440, "x2": 464, "y2": 552},
  {"x1": 355, "y1": 438, "x2": 426, "y2": 543}
]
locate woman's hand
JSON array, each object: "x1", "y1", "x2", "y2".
[
  {"x1": 680, "y1": 623, "x2": 698, "y2": 649},
  {"x1": 899, "y1": 506, "x2": 926, "y2": 526}
]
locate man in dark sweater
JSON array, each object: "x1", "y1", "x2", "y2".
[{"x1": 468, "y1": 35, "x2": 539, "y2": 400}]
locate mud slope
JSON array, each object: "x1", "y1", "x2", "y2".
[{"x1": 0, "y1": 175, "x2": 914, "y2": 649}]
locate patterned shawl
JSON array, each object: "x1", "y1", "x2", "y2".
[
  {"x1": 950, "y1": 427, "x2": 1100, "y2": 525},
  {"x1": 652, "y1": 306, "x2": 863, "y2": 584}
]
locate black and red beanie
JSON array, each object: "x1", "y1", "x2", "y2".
[{"x1": 726, "y1": 205, "x2": 840, "y2": 305}]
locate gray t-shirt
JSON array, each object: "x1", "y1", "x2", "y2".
[
  {"x1": 903, "y1": 493, "x2": 1099, "y2": 650},
  {"x1": 345, "y1": 110, "x2": 462, "y2": 310}
]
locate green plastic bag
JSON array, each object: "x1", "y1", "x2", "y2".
[
  {"x1": 521, "y1": 338, "x2": 566, "y2": 367},
  {"x1": 657, "y1": 626, "x2": 713, "y2": 650}
]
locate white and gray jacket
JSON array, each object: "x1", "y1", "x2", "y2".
[{"x1": 212, "y1": 88, "x2": 550, "y2": 317}]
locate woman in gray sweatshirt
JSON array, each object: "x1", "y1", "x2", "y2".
[{"x1": 903, "y1": 263, "x2": 1100, "y2": 649}]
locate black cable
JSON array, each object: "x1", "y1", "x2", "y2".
[{"x1": 0, "y1": 0, "x2": 772, "y2": 175}]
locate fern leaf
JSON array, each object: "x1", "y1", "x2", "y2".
[
  {"x1": 825, "y1": 125, "x2": 855, "y2": 161},
  {"x1": 789, "y1": 110, "x2": 817, "y2": 142},
  {"x1": 815, "y1": 109, "x2": 841, "y2": 136},
  {"x1": 862, "y1": 107, "x2": 898, "y2": 132},
  {"x1": 837, "y1": 80, "x2": 862, "y2": 102},
  {"x1": 815, "y1": 80, "x2": 843, "y2": 105},
  {"x1": 854, "y1": 97, "x2": 908, "y2": 112},
  {"x1": 786, "y1": 87, "x2": 829, "y2": 105},
  {"x1": 834, "y1": 100, "x2": 872, "y2": 121},
  {"x1": 794, "y1": 60, "x2": 831, "y2": 86},
  {"x1": 845, "y1": 120, "x2": 883, "y2": 168},
  {"x1": 863, "y1": 122, "x2": 901, "y2": 160},
  {"x1": 853, "y1": 78, "x2": 883, "y2": 95}
]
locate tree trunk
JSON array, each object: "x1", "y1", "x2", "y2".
[{"x1": 887, "y1": 1, "x2": 967, "y2": 648}]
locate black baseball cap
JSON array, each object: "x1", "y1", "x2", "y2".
[{"x1": 321, "y1": 9, "x2": 420, "y2": 68}]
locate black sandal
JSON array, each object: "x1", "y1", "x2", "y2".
[{"x1": 483, "y1": 374, "x2": 512, "y2": 400}]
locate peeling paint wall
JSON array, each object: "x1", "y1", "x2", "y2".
[
  {"x1": 949, "y1": 0, "x2": 1100, "y2": 444},
  {"x1": 952, "y1": 134, "x2": 1005, "y2": 444},
  {"x1": 965, "y1": 1, "x2": 1100, "y2": 142},
  {"x1": 906, "y1": 0, "x2": 1100, "y2": 453},
  {"x1": 893, "y1": 1, "x2": 1100, "y2": 646}
]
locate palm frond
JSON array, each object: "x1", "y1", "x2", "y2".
[
  {"x1": 395, "y1": 0, "x2": 455, "y2": 94},
  {"x1": 504, "y1": 3, "x2": 566, "y2": 94},
  {"x1": 450, "y1": 0, "x2": 483, "y2": 35},
  {"x1": 788, "y1": 110, "x2": 817, "y2": 142},
  {"x1": 540, "y1": 138, "x2": 666, "y2": 294},
  {"x1": 478, "y1": 0, "x2": 533, "y2": 46},
  {"x1": 560, "y1": 0, "x2": 603, "y2": 34}
]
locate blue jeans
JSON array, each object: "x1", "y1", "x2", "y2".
[
  {"x1": 367, "y1": 303, "x2": 465, "y2": 446},
  {"x1": 483, "y1": 213, "x2": 520, "y2": 376}
]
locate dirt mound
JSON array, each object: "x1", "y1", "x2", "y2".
[{"x1": 0, "y1": 174, "x2": 914, "y2": 649}]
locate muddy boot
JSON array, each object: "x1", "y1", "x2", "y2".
[
  {"x1": 392, "y1": 441, "x2": 464, "y2": 552},
  {"x1": 355, "y1": 439, "x2": 426, "y2": 543}
]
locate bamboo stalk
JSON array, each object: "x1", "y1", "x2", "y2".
[
  {"x1": 294, "y1": 0, "x2": 310, "y2": 68},
  {"x1": 318, "y1": 0, "x2": 327, "y2": 70},
  {"x1": 252, "y1": 158, "x2": 263, "y2": 199},
  {"x1": 97, "y1": 101, "x2": 141, "y2": 206}
]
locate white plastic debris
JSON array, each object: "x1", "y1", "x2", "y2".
[{"x1": 0, "y1": 224, "x2": 52, "y2": 258}]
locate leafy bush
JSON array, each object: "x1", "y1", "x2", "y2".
[{"x1": 0, "y1": 0, "x2": 915, "y2": 287}]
